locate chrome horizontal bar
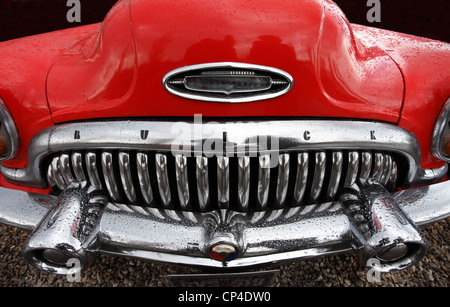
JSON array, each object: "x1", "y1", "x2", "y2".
[
  {"x1": 0, "y1": 120, "x2": 436, "y2": 190},
  {"x1": 1, "y1": 178, "x2": 448, "y2": 269}
]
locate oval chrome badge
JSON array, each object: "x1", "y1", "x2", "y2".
[{"x1": 163, "y1": 62, "x2": 293, "y2": 103}]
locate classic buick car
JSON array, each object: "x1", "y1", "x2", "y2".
[{"x1": 0, "y1": 0, "x2": 449, "y2": 277}]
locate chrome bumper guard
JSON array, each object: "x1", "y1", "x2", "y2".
[{"x1": 0, "y1": 179, "x2": 449, "y2": 275}]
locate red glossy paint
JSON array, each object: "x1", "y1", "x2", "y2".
[
  {"x1": 352, "y1": 25, "x2": 450, "y2": 169},
  {"x1": 46, "y1": 0, "x2": 403, "y2": 123},
  {"x1": 0, "y1": 0, "x2": 448, "y2": 193},
  {"x1": 0, "y1": 23, "x2": 102, "y2": 170}
]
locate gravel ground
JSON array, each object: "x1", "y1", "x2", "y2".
[{"x1": 0, "y1": 217, "x2": 448, "y2": 287}]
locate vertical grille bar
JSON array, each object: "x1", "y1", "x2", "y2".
[
  {"x1": 344, "y1": 151, "x2": 359, "y2": 188},
  {"x1": 175, "y1": 155, "x2": 190, "y2": 209},
  {"x1": 118, "y1": 152, "x2": 137, "y2": 204},
  {"x1": 380, "y1": 155, "x2": 393, "y2": 186},
  {"x1": 257, "y1": 154, "x2": 271, "y2": 210},
  {"x1": 85, "y1": 152, "x2": 102, "y2": 190},
  {"x1": 326, "y1": 151, "x2": 343, "y2": 200},
  {"x1": 155, "y1": 153, "x2": 171, "y2": 208},
  {"x1": 58, "y1": 154, "x2": 74, "y2": 185},
  {"x1": 237, "y1": 156, "x2": 250, "y2": 211},
  {"x1": 275, "y1": 153, "x2": 290, "y2": 207},
  {"x1": 102, "y1": 152, "x2": 121, "y2": 202},
  {"x1": 359, "y1": 152, "x2": 372, "y2": 184},
  {"x1": 294, "y1": 152, "x2": 309, "y2": 205},
  {"x1": 311, "y1": 152, "x2": 326, "y2": 202},
  {"x1": 217, "y1": 156, "x2": 229, "y2": 208},
  {"x1": 136, "y1": 152, "x2": 153, "y2": 205},
  {"x1": 71, "y1": 152, "x2": 86, "y2": 182},
  {"x1": 196, "y1": 156, "x2": 209, "y2": 211},
  {"x1": 46, "y1": 164, "x2": 56, "y2": 189},
  {"x1": 51, "y1": 157, "x2": 66, "y2": 190},
  {"x1": 372, "y1": 153, "x2": 384, "y2": 182},
  {"x1": 388, "y1": 161, "x2": 398, "y2": 189}
]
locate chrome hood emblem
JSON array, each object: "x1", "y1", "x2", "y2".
[{"x1": 163, "y1": 62, "x2": 293, "y2": 103}]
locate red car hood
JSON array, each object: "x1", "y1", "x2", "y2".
[{"x1": 46, "y1": 0, "x2": 404, "y2": 123}]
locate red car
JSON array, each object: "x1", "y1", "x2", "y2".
[{"x1": 0, "y1": 0, "x2": 449, "y2": 278}]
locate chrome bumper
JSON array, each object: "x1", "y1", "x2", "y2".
[{"x1": 0, "y1": 179, "x2": 449, "y2": 274}]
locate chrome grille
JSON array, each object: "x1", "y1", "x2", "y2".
[{"x1": 46, "y1": 150, "x2": 401, "y2": 212}]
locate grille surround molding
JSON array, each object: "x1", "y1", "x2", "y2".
[{"x1": 1, "y1": 119, "x2": 444, "y2": 193}]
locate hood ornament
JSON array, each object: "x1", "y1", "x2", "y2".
[{"x1": 163, "y1": 62, "x2": 293, "y2": 103}]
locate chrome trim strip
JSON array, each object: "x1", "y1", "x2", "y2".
[
  {"x1": 0, "y1": 99, "x2": 20, "y2": 161},
  {"x1": 431, "y1": 97, "x2": 450, "y2": 162},
  {"x1": 0, "y1": 120, "x2": 438, "y2": 189},
  {"x1": 414, "y1": 163, "x2": 448, "y2": 185},
  {"x1": 136, "y1": 152, "x2": 153, "y2": 205}
]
